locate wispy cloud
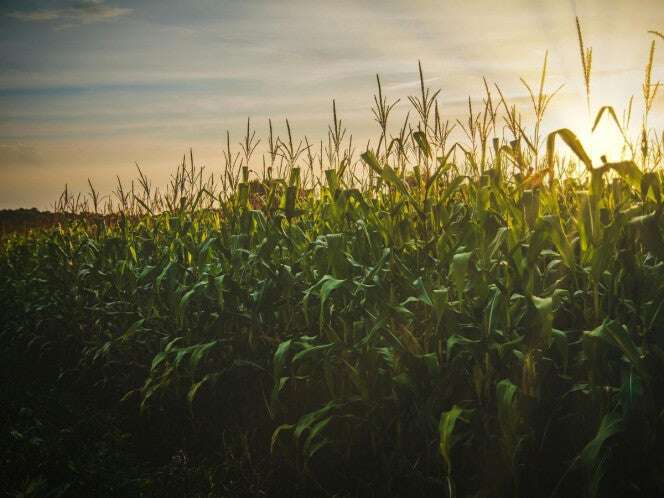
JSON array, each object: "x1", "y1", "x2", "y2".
[
  {"x1": 0, "y1": 142, "x2": 43, "y2": 168},
  {"x1": 8, "y1": 1, "x2": 132, "y2": 29},
  {"x1": 384, "y1": 76, "x2": 442, "y2": 91}
]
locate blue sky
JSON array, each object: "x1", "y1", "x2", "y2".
[{"x1": 1, "y1": 0, "x2": 663, "y2": 208}]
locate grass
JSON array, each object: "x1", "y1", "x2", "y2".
[{"x1": 2, "y1": 19, "x2": 664, "y2": 498}]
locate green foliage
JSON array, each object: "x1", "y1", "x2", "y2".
[{"x1": 3, "y1": 44, "x2": 664, "y2": 498}]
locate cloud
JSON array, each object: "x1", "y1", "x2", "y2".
[
  {"x1": 0, "y1": 142, "x2": 43, "y2": 168},
  {"x1": 8, "y1": 10, "x2": 61, "y2": 22},
  {"x1": 384, "y1": 76, "x2": 442, "y2": 92},
  {"x1": 7, "y1": 1, "x2": 132, "y2": 28}
]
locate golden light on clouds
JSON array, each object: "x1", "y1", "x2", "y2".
[{"x1": 0, "y1": 0, "x2": 663, "y2": 208}]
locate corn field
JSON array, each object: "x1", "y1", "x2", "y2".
[{"x1": 3, "y1": 24, "x2": 664, "y2": 498}]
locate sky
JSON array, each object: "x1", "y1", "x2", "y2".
[{"x1": 1, "y1": 0, "x2": 663, "y2": 209}]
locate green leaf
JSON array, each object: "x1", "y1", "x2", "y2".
[
  {"x1": 151, "y1": 351, "x2": 167, "y2": 372},
  {"x1": 303, "y1": 416, "x2": 333, "y2": 459},
  {"x1": 551, "y1": 329, "x2": 569, "y2": 372},
  {"x1": 413, "y1": 130, "x2": 432, "y2": 159},
  {"x1": 541, "y1": 215, "x2": 574, "y2": 268},
  {"x1": 292, "y1": 342, "x2": 334, "y2": 363},
  {"x1": 425, "y1": 155, "x2": 452, "y2": 198},
  {"x1": 270, "y1": 424, "x2": 294, "y2": 453},
  {"x1": 440, "y1": 176, "x2": 466, "y2": 205},
  {"x1": 360, "y1": 150, "x2": 383, "y2": 176},
  {"x1": 289, "y1": 167, "x2": 301, "y2": 188},
  {"x1": 547, "y1": 128, "x2": 592, "y2": 171},
  {"x1": 318, "y1": 275, "x2": 346, "y2": 305},
  {"x1": 496, "y1": 378, "x2": 520, "y2": 456},
  {"x1": 585, "y1": 320, "x2": 648, "y2": 380},
  {"x1": 285, "y1": 185, "x2": 298, "y2": 219},
  {"x1": 325, "y1": 169, "x2": 340, "y2": 193},
  {"x1": 411, "y1": 277, "x2": 432, "y2": 306},
  {"x1": 187, "y1": 373, "x2": 220, "y2": 406},
  {"x1": 449, "y1": 251, "x2": 472, "y2": 296},
  {"x1": 522, "y1": 189, "x2": 540, "y2": 227},
  {"x1": 629, "y1": 210, "x2": 664, "y2": 259},
  {"x1": 439, "y1": 405, "x2": 464, "y2": 474},
  {"x1": 189, "y1": 341, "x2": 217, "y2": 371},
  {"x1": 272, "y1": 339, "x2": 293, "y2": 381},
  {"x1": 579, "y1": 412, "x2": 622, "y2": 469},
  {"x1": 607, "y1": 161, "x2": 642, "y2": 191},
  {"x1": 294, "y1": 401, "x2": 336, "y2": 442},
  {"x1": 642, "y1": 172, "x2": 661, "y2": 203},
  {"x1": 360, "y1": 150, "x2": 424, "y2": 216},
  {"x1": 531, "y1": 295, "x2": 553, "y2": 346},
  {"x1": 238, "y1": 182, "x2": 249, "y2": 207}
]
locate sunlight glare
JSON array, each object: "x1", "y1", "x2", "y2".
[
  {"x1": 588, "y1": 116, "x2": 628, "y2": 164},
  {"x1": 568, "y1": 109, "x2": 628, "y2": 171}
]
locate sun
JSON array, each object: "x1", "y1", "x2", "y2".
[
  {"x1": 562, "y1": 109, "x2": 630, "y2": 170},
  {"x1": 587, "y1": 116, "x2": 630, "y2": 165}
]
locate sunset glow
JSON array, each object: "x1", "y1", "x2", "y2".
[{"x1": 1, "y1": 0, "x2": 663, "y2": 207}]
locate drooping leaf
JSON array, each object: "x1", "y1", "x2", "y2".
[
  {"x1": 413, "y1": 130, "x2": 432, "y2": 159},
  {"x1": 579, "y1": 412, "x2": 623, "y2": 470},
  {"x1": 585, "y1": 320, "x2": 648, "y2": 380},
  {"x1": 547, "y1": 128, "x2": 592, "y2": 171},
  {"x1": 439, "y1": 405, "x2": 464, "y2": 474}
]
